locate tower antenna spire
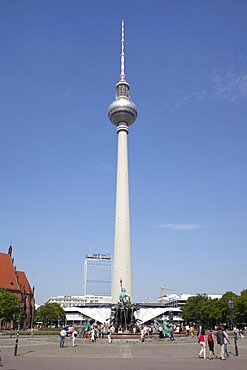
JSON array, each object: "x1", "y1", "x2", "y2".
[{"x1": 120, "y1": 19, "x2": 125, "y2": 81}]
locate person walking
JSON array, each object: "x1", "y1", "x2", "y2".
[
  {"x1": 107, "y1": 326, "x2": 114, "y2": 343},
  {"x1": 216, "y1": 326, "x2": 225, "y2": 360},
  {"x1": 71, "y1": 329, "x2": 78, "y2": 347},
  {"x1": 233, "y1": 326, "x2": 239, "y2": 356},
  {"x1": 185, "y1": 324, "x2": 189, "y2": 336},
  {"x1": 198, "y1": 330, "x2": 206, "y2": 359},
  {"x1": 59, "y1": 328, "x2": 67, "y2": 348},
  {"x1": 206, "y1": 329, "x2": 215, "y2": 359},
  {"x1": 91, "y1": 326, "x2": 96, "y2": 342},
  {"x1": 168, "y1": 325, "x2": 175, "y2": 341},
  {"x1": 223, "y1": 327, "x2": 230, "y2": 358},
  {"x1": 140, "y1": 326, "x2": 145, "y2": 342}
]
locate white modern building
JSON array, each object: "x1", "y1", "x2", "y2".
[
  {"x1": 158, "y1": 293, "x2": 223, "y2": 307},
  {"x1": 46, "y1": 295, "x2": 112, "y2": 308},
  {"x1": 63, "y1": 305, "x2": 183, "y2": 326},
  {"x1": 46, "y1": 293, "x2": 222, "y2": 325}
]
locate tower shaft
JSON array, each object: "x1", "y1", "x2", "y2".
[
  {"x1": 112, "y1": 124, "x2": 132, "y2": 303},
  {"x1": 108, "y1": 20, "x2": 137, "y2": 304}
]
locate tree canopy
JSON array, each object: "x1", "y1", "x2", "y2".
[
  {"x1": 35, "y1": 303, "x2": 66, "y2": 327},
  {"x1": 0, "y1": 290, "x2": 19, "y2": 324},
  {"x1": 181, "y1": 290, "x2": 247, "y2": 327}
]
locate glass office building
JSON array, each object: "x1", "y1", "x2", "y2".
[{"x1": 83, "y1": 253, "x2": 112, "y2": 296}]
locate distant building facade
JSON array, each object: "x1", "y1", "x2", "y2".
[
  {"x1": 158, "y1": 293, "x2": 223, "y2": 307},
  {"x1": 47, "y1": 294, "x2": 112, "y2": 308},
  {"x1": 83, "y1": 253, "x2": 112, "y2": 296},
  {"x1": 47, "y1": 293, "x2": 223, "y2": 326},
  {"x1": 0, "y1": 246, "x2": 35, "y2": 329}
]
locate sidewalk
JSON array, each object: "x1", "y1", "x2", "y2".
[{"x1": 0, "y1": 335, "x2": 246, "y2": 369}]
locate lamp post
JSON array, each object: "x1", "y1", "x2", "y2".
[
  {"x1": 228, "y1": 299, "x2": 234, "y2": 330},
  {"x1": 228, "y1": 298, "x2": 239, "y2": 356},
  {"x1": 14, "y1": 299, "x2": 25, "y2": 356}
]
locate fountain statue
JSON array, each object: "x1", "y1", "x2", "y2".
[
  {"x1": 110, "y1": 280, "x2": 139, "y2": 332},
  {"x1": 162, "y1": 320, "x2": 169, "y2": 337}
]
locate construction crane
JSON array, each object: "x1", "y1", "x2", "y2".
[{"x1": 159, "y1": 286, "x2": 175, "y2": 304}]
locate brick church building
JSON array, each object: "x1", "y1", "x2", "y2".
[{"x1": 0, "y1": 246, "x2": 35, "y2": 329}]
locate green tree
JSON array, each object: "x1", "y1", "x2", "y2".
[
  {"x1": 181, "y1": 292, "x2": 241, "y2": 327},
  {"x1": 234, "y1": 295, "x2": 247, "y2": 324},
  {"x1": 240, "y1": 289, "x2": 247, "y2": 296},
  {"x1": 199, "y1": 298, "x2": 221, "y2": 327},
  {"x1": 219, "y1": 291, "x2": 238, "y2": 324},
  {"x1": 36, "y1": 303, "x2": 65, "y2": 327},
  {"x1": 0, "y1": 290, "x2": 19, "y2": 327},
  {"x1": 181, "y1": 294, "x2": 208, "y2": 323}
]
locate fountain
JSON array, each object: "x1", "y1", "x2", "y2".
[{"x1": 109, "y1": 280, "x2": 139, "y2": 333}]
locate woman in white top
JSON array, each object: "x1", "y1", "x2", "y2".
[
  {"x1": 71, "y1": 330, "x2": 77, "y2": 347},
  {"x1": 91, "y1": 327, "x2": 96, "y2": 342}
]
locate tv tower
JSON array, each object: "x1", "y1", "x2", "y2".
[{"x1": 108, "y1": 20, "x2": 137, "y2": 303}]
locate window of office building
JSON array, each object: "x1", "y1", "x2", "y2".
[{"x1": 83, "y1": 254, "x2": 112, "y2": 296}]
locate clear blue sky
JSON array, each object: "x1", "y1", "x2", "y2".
[{"x1": 1, "y1": 0, "x2": 246, "y2": 304}]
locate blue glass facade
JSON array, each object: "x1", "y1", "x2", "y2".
[{"x1": 84, "y1": 254, "x2": 112, "y2": 296}]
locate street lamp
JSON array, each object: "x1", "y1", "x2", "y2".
[
  {"x1": 228, "y1": 299, "x2": 234, "y2": 330},
  {"x1": 14, "y1": 298, "x2": 25, "y2": 356},
  {"x1": 18, "y1": 299, "x2": 25, "y2": 330},
  {"x1": 228, "y1": 298, "x2": 239, "y2": 356}
]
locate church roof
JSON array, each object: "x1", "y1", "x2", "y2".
[
  {"x1": 0, "y1": 249, "x2": 33, "y2": 295},
  {"x1": 0, "y1": 252, "x2": 19, "y2": 291},
  {"x1": 16, "y1": 270, "x2": 33, "y2": 294}
]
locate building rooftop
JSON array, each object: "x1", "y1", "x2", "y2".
[
  {"x1": 0, "y1": 252, "x2": 19, "y2": 291},
  {"x1": 16, "y1": 270, "x2": 33, "y2": 294}
]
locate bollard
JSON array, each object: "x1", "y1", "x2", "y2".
[
  {"x1": 234, "y1": 337, "x2": 239, "y2": 356},
  {"x1": 14, "y1": 330, "x2": 19, "y2": 356},
  {"x1": 0, "y1": 349, "x2": 3, "y2": 366}
]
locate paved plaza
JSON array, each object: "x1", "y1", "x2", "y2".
[{"x1": 0, "y1": 335, "x2": 246, "y2": 370}]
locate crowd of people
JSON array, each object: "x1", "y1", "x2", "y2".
[
  {"x1": 59, "y1": 323, "x2": 116, "y2": 347},
  {"x1": 197, "y1": 325, "x2": 244, "y2": 360},
  {"x1": 59, "y1": 321, "x2": 245, "y2": 360}
]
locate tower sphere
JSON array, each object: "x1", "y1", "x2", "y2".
[{"x1": 108, "y1": 93, "x2": 137, "y2": 126}]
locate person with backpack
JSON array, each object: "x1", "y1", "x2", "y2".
[{"x1": 206, "y1": 329, "x2": 215, "y2": 359}]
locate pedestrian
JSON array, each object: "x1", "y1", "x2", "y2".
[
  {"x1": 158, "y1": 326, "x2": 164, "y2": 338},
  {"x1": 71, "y1": 329, "x2": 78, "y2": 347},
  {"x1": 108, "y1": 326, "x2": 114, "y2": 343},
  {"x1": 185, "y1": 324, "x2": 189, "y2": 336},
  {"x1": 223, "y1": 327, "x2": 230, "y2": 358},
  {"x1": 168, "y1": 325, "x2": 175, "y2": 341},
  {"x1": 140, "y1": 326, "x2": 145, "y2": 342},
  {"x1": 216, "y1": 326, "x2": 225, "y2": 360},
  {"x1": 91, "y1": 326, "x2": 96, "y2": 342},
  {"x1": 84, "y1": 331, "x2": 89, "y2": 341},
  {"x1": 206, "y1": 328, "x2": 215, "y2": 359},
  {"x1": 198, "y1": 329, "x2": 206, "y2": 359},
  {"x1": 59, "y1": 328, "x2": 67, "y2": 348},
  {"x1": 233, "y1": 326, "x2": 239, "y2": 356}
]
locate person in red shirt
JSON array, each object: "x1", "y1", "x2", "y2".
[{"x1": 198, "y1": 330, "x2": 206, "y2": 359}]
